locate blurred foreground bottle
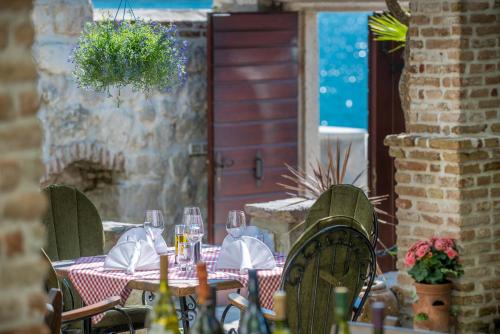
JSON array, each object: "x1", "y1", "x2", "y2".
[
  {"x1": 334, "y1": 287, "x2": 350, "y2": 334},
  {"x1": 272, "y1": 291, "x2": 290, "y2": 334},
  {"x1": 239, "y1": 270, "x2": 271, "y2": 334},
  {"x1": 147, "y1": 255, "x2": 180, "y2": 334},
  {"x1": 372, "y1": 302, "x2": 385, "y2": 334},
  {"x1": 191, "y1": 262, "x2": 224, "y2": 334}
]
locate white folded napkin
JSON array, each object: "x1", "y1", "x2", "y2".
[
  {"x1": 104, "y1": 239, "x2": 160, "y2": 274},
  {"x1": 116, "y1": 227, "x2": 169, "y2": 254},
  {"x1": 241, "y1": 226, "x2": 275, "y2": 252},
  {"x1": 216, "y1": 236, "x2": 276, "y2": 273}
]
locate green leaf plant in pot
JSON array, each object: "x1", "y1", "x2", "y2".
[
  {"x1": 405, "y1": 237, "x2": 463, "y2": 332},
  {"x1": 70, "y1": 15, "x2": 188, "y2": 103}
]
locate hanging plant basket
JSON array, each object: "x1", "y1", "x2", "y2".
[{"x1": 70, "y1": 17, "x2": 188, "y2": 94}]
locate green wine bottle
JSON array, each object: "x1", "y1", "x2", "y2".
[
  {"x1": 148, "y1": 255, "x2": 180, "y2": 334},
  {"x1": 191, "y1": 262, "x2": 224, "y2": 334},
  {"x1": 271, "y1": 291, "x2": 290, "y2": 334},
  {"x1": 239, "y1": 270, "x2": 271, "y2": 334},
  {"x1": 334, "y1": 287, "x2": 350, "y2": 334},
  {"x1": 371, "y1": 302, "x2": 385, "y2": 334}
]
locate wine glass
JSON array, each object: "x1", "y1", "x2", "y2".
[
  {"x1": 144, "y1": 210, "x2": 165, "y2": 241},
  {"x1": 226, "y1": 210, "x2": 246, "y2": 239},
  {"x1": 183, "y1": 207, "x2": 204, "y2": 267}
]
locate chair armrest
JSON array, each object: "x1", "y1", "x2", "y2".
[
  {"x1": 228, "y1": 293, "x2": 276, "y2": 321},
  {"x1": 62, "y1": 296, "x2": 121, "y2": 323}
]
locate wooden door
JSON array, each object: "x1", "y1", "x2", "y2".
[
  {"x1": 207, "y1": 12, "x2": 299, "y2": 244},
  {"x1": 368, "y1": 33, "x2": 405, "y2": 272}
]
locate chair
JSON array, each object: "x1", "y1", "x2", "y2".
[
  {"x1": 45, "y1": 288, "x2": 122, "y2": 334},
  {"x1": 304, "y1": 184, "x2": 378, "y2": 244},
  {"x1": 41, "y1": 184, "x2": 150, "y2": 333},
  {"x1": 226, "y1": 225, "x2": 377, "y2": 334},
  {"x1": 43, "y1": 250, "x2": 131, "y2": 334}
]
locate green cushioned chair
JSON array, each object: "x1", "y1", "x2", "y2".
[
  {"x1": 281, "y1": 225, "x2": 376, "y2": 333},
  {"x1": 42, "y1": 184, "x2": 150, "y2": 333},
  {"x1": 304, "y1": 184, "x2": 378, "y2": 244},
  {"x1": 226, "y1": 224, "x2": 376, "y2": 333}
]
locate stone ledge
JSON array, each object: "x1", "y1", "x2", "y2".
[
  {"x1": 245, "y1": 197, "x2": 314, "y2": 224},
  {"x1": 384, "y1": 133, "x2": 500, "y2": 150},
  {"x1": 94, "y1": 9, "x2": 210, "y2": 23}
]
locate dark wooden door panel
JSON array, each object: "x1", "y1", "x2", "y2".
[
  {"x1": 368, "y1": 33, "x2": 405, "y2": 272},
  {"x1": 208, "y1": 12, "x2": 299, "y2": 243},
  {"x1": 214, "y1": 31, "x2": 298, "y2": 48},
  {"x1": 214, "y1": 47, "x2": 297, "y2": 66},
  {"x1": 214, "y1": 63, "x2": 298, "y2": 82},
  {"x1": 215, "y1": 168, "x2": 289, "y2": 197},
  {"x1": 212, "y1": 13, "x2": 298, "y2": 31},
  {"x1": 214, "y1": 119, "x2": 297, "y2": 147},
  {"x1": 214, "y1": 99, "x2": 297, "y2": 122},
  {"x1": 214, "y1": 80, "x2": 298, "y2": 101},
  {"x1": 216, "y1": 144, "x2": 297, "y2": 171}
]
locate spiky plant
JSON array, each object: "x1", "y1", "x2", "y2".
[
  {"x1": 278, "y1": 141, "x2": 396, "y2": 273},
  {"x1": 369, "y1": 12, "x2": 408, "y2": 52}
]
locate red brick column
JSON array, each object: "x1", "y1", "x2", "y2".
[
  {"x1": 0, "y1": 1, "x2": 47, "y2": 333},
  {"x1": 386, "y1": 0, "x2": 500, "y2": 332}
]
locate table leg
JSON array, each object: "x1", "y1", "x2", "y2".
[{"x1": 179, "y1": 296, "x2": 190, "y2": 333}]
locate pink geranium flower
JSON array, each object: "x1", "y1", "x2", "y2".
[
  {"x1": 445, "y1": 247, "x2": 458, "y2": 259},
  {"x1": 415, "y1": 243, "x2": 431, "y2": 259},
  {"x1": 405, "y1": 251, "x2": 416, "y2": 267}
]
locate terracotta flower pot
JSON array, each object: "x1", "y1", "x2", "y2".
[
  {"x1": 413, "y1": 282, "x2": 452, "y2": 333},
  {"x1": 358, "y1": 280, "x2": 399, "y2": 323}
]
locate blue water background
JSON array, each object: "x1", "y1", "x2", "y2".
[
  {"x1": 318, "y1": 13, "x2": 370, "y2": 130},
  {"x1": 93, "y1": 0, "x2": 212, "y2": 9}
]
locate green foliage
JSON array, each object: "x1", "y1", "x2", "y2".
[
  {"x1": 408, "y1": 249, "x2": 464, "y2": 284},
  {"x1": 414, "y1": 313, "x2": 429, "y2": 322},
  {"x1": 368, "y1": 12, "x2": 408, "y2": 52},
  {"x1": 71, "y1": 19, "x2": 188, "y2": 93}
]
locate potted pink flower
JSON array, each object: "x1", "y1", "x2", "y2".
[{"x1": 405, "y1": 237, "x2": 463, "y2": 332}]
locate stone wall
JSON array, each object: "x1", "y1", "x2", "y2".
[
  {"x1": 386, "y1": 0, "x2": 500, "y2": 332},
  {"x1": 0, "y1": 0, "x2": 47, "y2": 333},
  {"x1": 33, "y1": 0, "x2": 208, "y2": 237}
]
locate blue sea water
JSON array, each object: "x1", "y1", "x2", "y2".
[
  {"x1": 318, "y1": 12, "x2": 370, "y2": 130},
  {"x1": 93, "y1": 0, "x2": 212, "y2": 9}
]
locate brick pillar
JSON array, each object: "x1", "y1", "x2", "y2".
[
  {"x1": 0, "y1": 1, "x2": 47, "y2": 333},
  {"x1": 385, "y1": 0, "x2": 500, "y2": 332}
]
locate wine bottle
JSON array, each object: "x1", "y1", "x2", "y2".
[
  {"x1": 334, "y1": 287, "x2": 350, "y2": 334},
  {"x1": 239, "y1": 270, "x2": 271, "y2": 334},
  {"x1": 371, "y1": 302, "x2": 385, "y2": 334},
  {"x1": 191, "y1": 262, "x2": 224, "y2": 334},
  {"x1": 148, "y1": 255, "x2": 180, "y2": 334},
  {"x1": 272, "y1": 291, "x2": 290, "y2": 334}
]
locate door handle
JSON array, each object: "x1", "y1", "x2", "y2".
[
  {"x1": 254, "y1": 151, "x2": 263, "y2": 187},
  {"x1": 214, "y1": 152, "x2": 234, "y2": 190}
]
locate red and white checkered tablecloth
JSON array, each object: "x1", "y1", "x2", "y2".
[{"x1": 66, "y1": 246, "x2": 285, "y2": 324}]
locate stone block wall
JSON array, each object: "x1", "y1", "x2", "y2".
[
  {"x1": 33, "y1": 0, "x2": 208, "y2": 238},
  {"x1": 386, "y1": 0, "x2": 500, "y2": 332},
  {"x1": 0, "y1": 0, "x2": 47, "y2": 333}
]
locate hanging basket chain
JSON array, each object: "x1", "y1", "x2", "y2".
[{"x1": 114, "y1": 0, "x2": 136, "y2": 22}]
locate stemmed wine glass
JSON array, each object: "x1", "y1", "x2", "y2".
[
  {"x1": 144, "y1": 210, "x2": 165, "y2": 242},
  {"x1": 226, "y1": 210, "x2": 246, "y2": 239},
  {"x1": 183, "y1": 207, "x2": 204, "y2": 268}
]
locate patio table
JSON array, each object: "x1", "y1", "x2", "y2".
[{"x1": 53, "y1": 245, "x2": 285, "y2": 333}]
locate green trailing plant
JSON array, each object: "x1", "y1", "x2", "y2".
[
  {"x1": 70, "y1": 19, "x2": 188, "y2": 94},
  {"x1": 368, "y1": 12, "x2": 408, "y2": 52},
  {"x1": 414, "y1": 313, "x2": 429, "y2": 322}
]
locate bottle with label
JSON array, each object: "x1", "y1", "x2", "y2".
[
  {"x1": 272, "y1": 291, "x2": 290, "y2": 334},
  {"x1": 334, "y1": 287, "x2": 350, "y2": 334},
  {"x1": 239, "y1": 270, "x2": 271, "y2": 334},
  {"x1": 191, "y1": 262, "x2": 224, "y2": 334},
  {"x1": 147, "y1": 255, "x2": 180, "y2": 334},
  {"x1": 372, "y1": 302, "x2": 385, "y2": 334}
]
